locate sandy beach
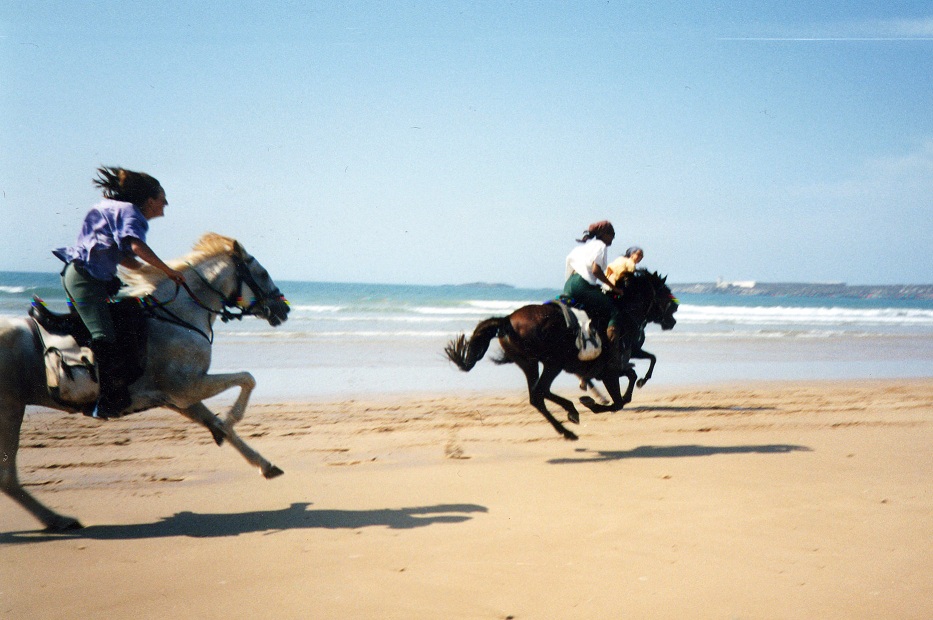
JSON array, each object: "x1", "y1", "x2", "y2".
[{"x1": 2, "y1": 378, "x2": 931, "y2": 619}]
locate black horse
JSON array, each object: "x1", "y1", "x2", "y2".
[{"x1": 445, "y1": 270, "x2": 678, "y2": 440}]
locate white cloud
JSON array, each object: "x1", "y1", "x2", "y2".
[
  {"x1": 719, "y1": 16, "x2": 933, "y2": 41},
  {"x1": 871, "y1": 17, "x2": 933, "y2": 38}
]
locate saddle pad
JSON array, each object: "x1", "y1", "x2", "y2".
[
  {"x1": 571, "y1": 308, "x2": 602, "y2": 361},
  {"x1": 550, "y1": 299, "x2": 602, "y2": 361},
  {"x1": 33, "y1": 320, "x2": 99, "y2": 405}
]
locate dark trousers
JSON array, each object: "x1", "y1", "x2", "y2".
[
  {"x1": 61, "y1": 262, "x2": 118, "y2": 343},
  {"x1": 563, "y1": 273, "x2": 621, "y2": 329}
]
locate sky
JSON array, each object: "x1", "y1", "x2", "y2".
[{"x1": 1, "y1": 1, "x2": 931, "y2": 287}]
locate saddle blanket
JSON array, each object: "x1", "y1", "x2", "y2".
[
  {"x1": 32, "y1": 319, "x2": 99, "y2": 406},
  {"x1": 552, "y1": 300, "x2": 603, "y2": 361}
]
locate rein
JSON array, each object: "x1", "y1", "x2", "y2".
[{"x1": 140, "y1": 252, "x2": 285, "y2": 343}]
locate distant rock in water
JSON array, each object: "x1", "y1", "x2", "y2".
[{"x1": 456, "y1": 282, "x2": 515, "y2": 289}]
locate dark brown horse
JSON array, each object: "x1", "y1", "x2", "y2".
[{"x1": 445, "y1": 270, "x2": 678, "y2": 440}]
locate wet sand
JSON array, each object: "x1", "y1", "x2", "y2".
[{"x1": 2, "y1": 378, "x2": 932, "y2": 619}]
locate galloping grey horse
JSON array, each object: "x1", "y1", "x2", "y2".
[{"x1": 0, "y1": 233, "x2": 290, "y2": 530}]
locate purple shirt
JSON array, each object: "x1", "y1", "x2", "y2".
[{"x1": 53, "y1": 199, "x2": 149, "y2": 281}]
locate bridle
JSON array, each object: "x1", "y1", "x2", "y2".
[
  {"x1": 142, "y1": 252, "x2": 287, "y2": 342},
  {"x1": 619, "y1": 274, "x2": 677, "y2": 327},
  {"x1": 185, "y1": 252, "x2": 286, "y2": 323}
]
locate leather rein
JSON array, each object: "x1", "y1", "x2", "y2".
[{"x1": 141, "y1": 253, "x2": 284, "y2": 343}]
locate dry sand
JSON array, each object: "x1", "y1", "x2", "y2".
[{"x1": 2, "y1": 378, "x2": 931, "y2": 619}]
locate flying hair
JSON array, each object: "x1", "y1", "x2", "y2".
[{"x1": 93, "y1": 166, "x2": 163, "y2": 205}]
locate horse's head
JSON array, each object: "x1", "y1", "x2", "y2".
[
  {"x1": 649, "y1": 272, "x2": 678, "y2": 330},
  {"x1": 229, "y1": 241, "x2": 291, "y2": 326},
  {"x1": 630, "y1": 270, "x2": 678, "y2": 330}
]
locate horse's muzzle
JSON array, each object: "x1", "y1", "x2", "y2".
[{"x1": 262, "y1": 297, "x2": 291, "y2": 327}]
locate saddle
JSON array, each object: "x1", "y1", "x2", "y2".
[
  {"x1": 549, "y1": 297, "x2": 602, "y2": 361},
  {"x1": 29, "y1": 297, "x2": 149, "y2": 407}
]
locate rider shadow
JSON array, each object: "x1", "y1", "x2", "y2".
[
  {"x1": 548, "y1": 444, "x2": 811, "y2": 464},
  {"x1": 0, "y1": 502, "x2": 488, "y2": 544}
]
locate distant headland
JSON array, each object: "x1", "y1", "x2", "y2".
[
  {"x1": 672, "y1": 279, "x2": 933, "y2": 300},
  {"x1": 455, "y1": 282, "x2": 516, "y2": 289}
]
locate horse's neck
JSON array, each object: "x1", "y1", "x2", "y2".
[
  {"x1": 620, "y1": 282, "x2": 652, "y2": 324},
  {"x1": 153, "y1": 255, "x2": 234, "y2": 324}
]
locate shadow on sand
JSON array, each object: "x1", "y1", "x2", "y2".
[
  {"x1": 0, "y1": 502, "x2": 488, "y2": 544},
  {"x1": 549, "y1": 444, "x2": 811, "y2": 464}
]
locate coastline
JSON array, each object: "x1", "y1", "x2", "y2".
[{"x1": 5, "y1": 377, "x2": 932, "y2": 619}]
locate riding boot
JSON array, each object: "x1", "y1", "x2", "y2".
[
  {"x1": 89, "y1": 340, "x2": 132, "y2": 419},
  {"x1": 605, "y1": 325, "x2": 624, "y2": 375}
]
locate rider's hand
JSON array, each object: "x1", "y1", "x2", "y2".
[{"x1": 165, "y1": 268, "x2": 186, "y2": 284}]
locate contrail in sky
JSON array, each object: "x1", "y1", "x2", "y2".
[{"x1": 718, "y1": 37, "x2": 933, "y2": 41}]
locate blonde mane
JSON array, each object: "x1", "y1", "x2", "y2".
[{"x1": 120, "y1": 232, "x2": 239, "y2": 297}]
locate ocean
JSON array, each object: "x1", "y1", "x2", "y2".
[{"x1": 3, "y1": 271, "x2": 932, "y2": 402}]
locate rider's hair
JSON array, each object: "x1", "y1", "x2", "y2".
[
  {"x1": 625, "y1": 246, "x2": 643, "y2": 257},
  {"x1": 93, "y1": 166, "x2": 163, "y2": 205},
  {"x1": 576, "y1": 220, "x2": 614, "y2": 243}
]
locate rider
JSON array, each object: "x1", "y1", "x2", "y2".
[
  {"x1": 563, "y1": 220, "x2": 626, "y2": 370},
  {"x1": 53, "y1": 166, "x2": 185, "y2": 419},
  {"x1": 605, "y1": 246, "x2": 644, "y2": 286}
]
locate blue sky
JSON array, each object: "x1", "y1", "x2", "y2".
[{"x1": 2, "y1": 2, "x2": 931, "y2": 287}]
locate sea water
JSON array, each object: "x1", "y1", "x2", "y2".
[{"x1": 2, "y1": 271, "x2": 931, "y2": 401}]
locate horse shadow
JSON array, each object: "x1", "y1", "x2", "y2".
[
  {"x1": 0, "y1": 502, "x2": 488, "y2": 544},
  {"x1": 624, "y1": 405, "x2": 777, "y2": 413},
  {"x1": 549, "y1": 444, "x2": 811, "y2": 464}
]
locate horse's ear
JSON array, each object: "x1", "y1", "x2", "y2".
[{"x1": 233, "y1": 241, "x2": 246, "y2": 257}]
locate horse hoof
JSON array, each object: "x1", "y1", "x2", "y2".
[
  {"x1": 568, "y1": 411, "x2": 580, "y2": 424},
  {"x1": 264, "y1": 466, "x2": 284, "y2": 479},
  {"x1": 563, "y1": 431, "x2": 579, "y2": 441},
  {"x1": 636, "y1": 379, "x2": 646, "y2": 388}
]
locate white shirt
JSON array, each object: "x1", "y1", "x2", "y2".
[{"x1": 564, "y1": 238, "x2": 608, "y2": 285}]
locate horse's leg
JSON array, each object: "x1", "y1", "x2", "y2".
[
  {"x1": 579, "y1": 377, "x2": 610, "y2": 406},
  {"x1": 170, "y1": 370, "x2": 256, "y2": 429},
  {"x1": 618, "y1": 365, "x2": 638, "y2": 405},
  {"x1": 543, "y1": 388, "x2": 581, "y2": 425},
  {"x1": 167, "y1": 371, "x2": 282, "y2": 478},
  {"x1": 512, "y1": 356, "x2": 539, "y2": 394},
  {"x1": 529, "y1": 364, "x2": 578, "y2": 441},
  {"x1": 514, "y1": 356, "x2": 580, "y2": 426},
  {"x1": 171, "y1": 401, "x2": 283, "y2": 479},
  {"x1": 580, "y1": 366, "x2": 637, "y2": 413},
  {"x1": 0, "y1": 399, "x2": 82, "y2": 530},
  {"x1": 633, "y1": 348, "x2": 657, "y2": 388},
  {"x1": 168, "y1": 402, "x2": 226, "y2": 446}
]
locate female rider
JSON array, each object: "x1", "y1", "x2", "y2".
[
  {"x1": 605, "y1": 245, "x2": 644, "y2": 286},
  {"x1": 563, "y1": 220, "x2": 626, "y2": 370},
  {"x1": 53, "y1": 166, "x2": 185, "y2": 418}
]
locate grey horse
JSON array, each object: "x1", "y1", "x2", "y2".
[{"x1": 1, "y1": 233, "x2": 290, "y2": 531}]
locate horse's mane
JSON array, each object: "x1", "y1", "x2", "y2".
[
  {"x1": 120, "y1": 232, "x2": 239, "y2": 297},
  {"x1": 624, "y1": 268, "x2": 661, "y2": 286}
]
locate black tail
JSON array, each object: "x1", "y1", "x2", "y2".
[{"x1": 445, "y1": 317, "x2": 506, "y2": 371}]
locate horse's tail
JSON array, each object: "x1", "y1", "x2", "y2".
[{"x1": 445, "y1": 317, "x2": 506, "y2": 371}]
